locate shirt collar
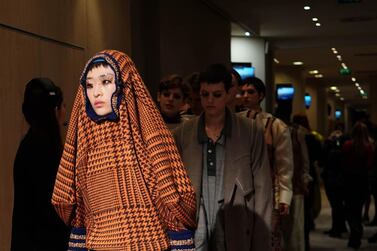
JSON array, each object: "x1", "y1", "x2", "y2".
[{"x1": 197, "y1": 108, "x2": 232, "y2": 144}]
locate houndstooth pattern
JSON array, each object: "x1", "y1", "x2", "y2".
[{"x1": 52, "y1": 50, "x2": 196, "y2": 250}]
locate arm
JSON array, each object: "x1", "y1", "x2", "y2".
[
  {"x1": 250, "y1": 120, "x2": 273, "y2": 242},
  {"x1": 272, "y1": 120, "x2": 293, "y2": 207}
]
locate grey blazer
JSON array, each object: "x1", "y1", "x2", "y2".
[{"x1": 173, "y1": 112, "x2": 272, "y2": 251}]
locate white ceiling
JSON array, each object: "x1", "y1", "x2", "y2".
[{"x1": 213, "y1": 0, "x2": 377, "y2": 106}]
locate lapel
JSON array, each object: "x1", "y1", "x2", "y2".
[
  {"x1": 182, "y1": 118, "x2": 203, "y2": 216},
  {"x1": 223, "y1": 113, "x2": 240, "y2": 204}
]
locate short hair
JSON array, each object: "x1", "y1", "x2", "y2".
[
  {"x1": 231, "y1": 69, "x2": 242, "y2": 87},
  {"x1": 22, "y1": 78, "x2": 63, "y2": 125},
  {"x1": 199, "y1": 64, "x2": 232, "y2": 92},
  {"x1": 185, "y1": 72, "x2": 201, "y2": 95},
  {"x1": 158, "y1": 74, "x2": 189, "y2": 99},
  {"x1": 242, "y1": 77, "x2": 266, "y2": 97}
]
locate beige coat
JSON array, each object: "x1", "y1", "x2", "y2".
[{"x1": 173, "y1": 112, "x2": 272, "y2": 251}]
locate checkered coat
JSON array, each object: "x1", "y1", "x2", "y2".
[{"x1": 52, "y1": 50, "x2": 196, "y2": 250}]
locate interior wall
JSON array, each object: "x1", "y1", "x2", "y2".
[
  {"x1": 305, "y1": 83, "x2": 318, "y2": 131},
  {"x1": 274, "y1": 65, "x2": 306, "y2": 117},
  {"x1": 159, "y1": 0, "x2": 231, "y2": 78},
  {"x1": 0, "y1": 1, "x2": 131, "y2": 249},
  {"x1": 231, "y1": 36, "x2": 266, "y2": 110}
]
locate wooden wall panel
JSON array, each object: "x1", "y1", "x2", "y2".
[
  {"x1": 0, "y1": 0, "x2": 86, "y2": 47},
  {"x1": 0, "y1": 28, "x2": 40, "y2": 251},
  {"x1": 86, "y1": 0, "x2": 132, "y2": 58},
  {"x1": 40, "y1": 41, "x2": 86, "y2": 123}
]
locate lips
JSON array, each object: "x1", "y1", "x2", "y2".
[
  {"x1": 164, "y1": 104, "x2": 174, "y2": 109},
  {"x1": 94, "y1": 101, "x2": 105, "y2": 107}
]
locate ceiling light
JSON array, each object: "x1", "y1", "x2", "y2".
[
  {"x1": 273, "y1": 58, "x2": 280, "y2": 64},
  {"x1": 309, "y1": 70, "x2": 319, "y2": 74},
  {"x1": 331, "y1": 48, "x2": 337, "y2": 51},
  {"x1": 341, "y1": 63, "x2": 347, "y2": 69},
  {"x1": 362, "y1": 96, "x2": 368, "y2": 99},
  {"x1": 357, "y1": 86, "x2": 362, "y2": 90},
  {"x1": 351, "y1": 77, "x2": 356, "y2": 82},
  {"x1": 355, "y1": 83, "x2": 360, "y2": 87},
  {"x1": 245, "y1": 31, "x2": 250, "y2": 36},
  {"x1": 315, "y1": 74, "x2": 323, "y2": 78},
  {"x1": 312, "y1": 17, "x2": 318, "y2": 22},
  {"x1": 304, "y1": 6, "x2": 311, "y2": 10},
  {"x1": 335, "y1": 93, "x2": 340, "y2": 97},
  {"x1": 293, "y1": 61, "x2": 304, "y2": 65},
  {"x1": 336, "y1": 55, "x2": 342, "y2": 61},
  {"x1": 330, "y1": 86, "x2": 338, "y2": 91},
  {"x1": 333, "y1": 50, "x2": 338, "y2": 54},
  {"x1": 360, "y1": 90, "x2": 365, "y2": 95},
  {"x1": 315, "y1": 23, "x2": 321, "y2": 27},
  {"x1": 340, "y1": 97, "x2": 345, "y2": 101}
]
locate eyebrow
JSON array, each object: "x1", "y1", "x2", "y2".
[{"x1": 87, "y1": 73, "x2": 115, "y2": 80}]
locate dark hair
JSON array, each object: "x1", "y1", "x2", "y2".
[
  {"x1": 351, "y1": 122, "x2": 370, "y2": 153},
  {"x1": 292, "y1": 114, "x2": 311, "y2": 131},
  {"x1": 158, "y1": 74, "x2": 189, "y2": 99},
  {"x1": 22, "y1": 78, "x2": 63, "y2": 152},
  {"x1": 199, "y1": 64, "x2": 232, "y2": 92},
  {"x1": 22, "y1": 78, "x2": 63, "y2": 126},
  {"x1": 231, "y1": 69, "x2": 242, "y2": 87},
  {"x1": 242, "y1": 77, "x2": 266, "y2": 97},
  {"x1": 185, "y1": 72, "x2": 201, "y2": 95}
]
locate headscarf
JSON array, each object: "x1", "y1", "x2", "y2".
[{"x1": 52, "y1": 50, "x2": 196, "y2": 238}]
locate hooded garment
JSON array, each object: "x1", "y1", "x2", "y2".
[{"x1": 52, "y1": 50, "x2": 196, "y2": 250}]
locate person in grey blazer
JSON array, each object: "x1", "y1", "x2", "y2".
[{"x1": 173, "y1": 64, "x2": 272, "y2": 251}]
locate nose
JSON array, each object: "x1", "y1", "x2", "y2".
[
  {"x1": 242, "y1": 91, "x2": 248, "y2": 98},
  {"x1": 93, "y1": 84, "x2": 103, "y2": 97}
]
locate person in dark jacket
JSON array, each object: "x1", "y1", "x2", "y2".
[
  {"x1": 11, "y1": 78, "x2": 69, "y2": 251},
  {"x1": 342, "y1": 122, "x2": 374, "y2": 249}
]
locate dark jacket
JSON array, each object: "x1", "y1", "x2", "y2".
[{"x1": 11, "y1": 130, "x2": 69, "y2": 251}]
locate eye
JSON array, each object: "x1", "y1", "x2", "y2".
[
  {"x1": 103, "y1": 79, "x2": 112, "y2": 85},
  {"x1": 86, "y1": 82, "x2": 93, "y2": 89},
  {"x1": 173, "y1": 94, "x2": 182, "y2": 100},
  {"x1": 213, "y1": 92, "x2": 222, "y2": 98},
  {"x1": 162, "y1": 91, "x2": 171, "y2": 97}
]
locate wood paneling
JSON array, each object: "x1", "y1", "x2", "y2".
[
  {"x1": 0, "y1": 28, "x2": 40, "y2": 250},
  {"x1": 0, "y1": 0, "x2": 86, "y2": 47}
]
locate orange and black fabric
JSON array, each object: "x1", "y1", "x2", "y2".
[{"x1": 52, "y1": 50, "x2": 196, "y2": 250}]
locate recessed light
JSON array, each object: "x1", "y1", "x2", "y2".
[
  {"x1": 341, "y1": 63, "x2": 347, "y2": 69},
  {"x1": 336, "y1": 55, "x2": 342, "y2": 61},
  {"x1": 340, "y1": 97, "x2": 345, "y2": 101},
  {"x1": 355, "y1": 83, "x2": 360, "y2": 87},
  {"x1": 304, "y1": 6, "x2": 311, "y2": 10},
  {"x1": 273, "y1": 58, "x2": 280, "y2": 64},
  {"x1": 333, "y1": 50, "x2": 338, "y2": 54},
  {"x1": 335, "y1": 93, "x2": 340, "y2": 97},
  {"x1": 309, "y1": 70, "x2": 319, "y2": 74},
  {"x1": 315, "y1": 23, "x2": 321, "y2": 27},
  {"x1": 312, "y1": 17, "x2": 318, "y2": 22},
  {"x1": 360, "y1": 90, "x2": 365, "y2": 95},
  {"x1": 331, "y1": 48, "x2": 337, "y2": 51},
  {"x1": 245, "y1": 32, "x2": 251, "y2": 36},
  {"x1": 351, "y1": 77, "x2": 356, "y2": 82},
  {"x1": 293, "y1": 61, "x2": 304, "y2": 65},
  {"x1": 315, "y1": 74, "x2": 323, "y2": 78},
  {"x1": 357, "y1": 86, "x2": 362, "y2": 90},
  {"x1": 330, "y1": 86, "x2": 338, "y2": 91}
]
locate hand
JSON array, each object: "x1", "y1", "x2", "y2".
[{"x1": 279, "y1": 203, "x2": 289, "y2": 216}]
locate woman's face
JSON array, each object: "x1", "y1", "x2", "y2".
[{"x1": 85, "y1": 65, "x2": 116, "y2": 116}]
